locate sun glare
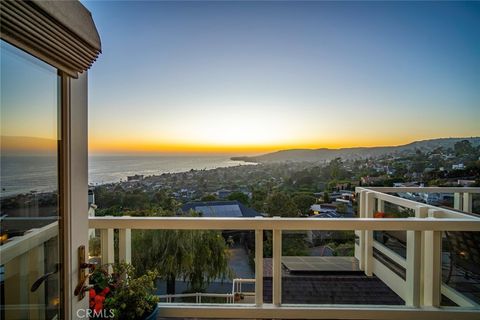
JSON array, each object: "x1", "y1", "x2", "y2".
[{"x1": 182, "y1": 113, "x2": 294, "y2": 146}]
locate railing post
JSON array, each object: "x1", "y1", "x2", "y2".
[
  {"x1": 463, "y1": 192, "x2": 472, "y2": 213},
  {"x1": 357, "y1": 190, "x2": 367, "y2": 271},
  {"x1": 377, "y1": 198, "x2": 385, "y2": 212},
  {"x1": 272, "y1": 217, "x2": 282, "y2": 306},
  {"x1": 406, "y1": 206, "x2": 427, "y2": 306},
  {"x1": 119, "y1": 228, "x2": 131, "y2": 263},
  {"x1": 454, "y1": 192, "x2": 463, "y2": 211},
  {"x1": 255, "y1": 219, "x2": 264, "y2": 306},
  {"x1": 364, "y1": 192, "x2": 375, "y2": 276},
  {"x1": 100, "y1": 228, "x2": 114, "y2": 267},
  {"x1": 423, "y1": 209, "x2": 442, "y2": 307}
]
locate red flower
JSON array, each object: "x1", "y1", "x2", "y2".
[
  {"x1": 89, "y1": 288, "x2": 96, "y2": 298},
  {"x1": 374, "y1": 212, "x2": 385, "y2": 218},
  {"x1": 94, "y1": 302, "x2": 103, "y2": 312},
  {"x1": 102, "y1": 287, "x2": 110, "y2": 295}
]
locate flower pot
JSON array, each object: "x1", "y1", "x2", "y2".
[{"x1": 143, "y1": 305, "x2": 159, "y2": 320}]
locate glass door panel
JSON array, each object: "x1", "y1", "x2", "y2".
[{"x1": 1, "y1": 40, "x2": 61, "y2": 320}]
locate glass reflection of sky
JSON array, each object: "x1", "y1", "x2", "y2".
[
  {"x1": 0, "y1": 42, "x2": 60, "y2": 319},
  {"x1": 1, "y1": 40, "x2": 59, "y2": 195},
  {"x1": 1, "y1": 40, "x2": 58, "y2": 155}
]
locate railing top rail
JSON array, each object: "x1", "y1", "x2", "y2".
[
  {"x1": 356, "y1": 187, "x2": 480, "y2": 219},
  {"x1": 358, "y1": 187, "x2": 480, "y2": 193},
  {"x1": 0, "y1": 221, "x2": 58, "y2": 265},
  {"x1": 155, "y1": 304, "x2": 480, "y2": 319},
  {"x1": 88, "y1": 216, "x2": 480, "y2": 232},
  {"x1": 233, "y1": 278, "x2": 256, "y2": 283},
  {"x1": 158, "y1": 293, "x2": 233, "y2": 298}
]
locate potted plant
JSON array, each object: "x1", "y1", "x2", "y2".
[
  {"x1": 234, "y1": 292, "x2": 244, "y2": 302},
  {"x1": 89, "y1": 263, "x2": 159, "y2": 319}
]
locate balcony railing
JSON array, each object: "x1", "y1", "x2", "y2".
[
  {"x1": 0, "y1": 219, "x2": 59, "y2": 319},
  {"x1": 88, "y1": 187, "x2": 480, "y2": 319},
  {"x1": 157, "y1": 278, "x2": 255, "y2": 304}
]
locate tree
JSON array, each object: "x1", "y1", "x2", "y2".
[
  {"x1": 251, "y1": 188, "x2": 268, "y2": 211},
  {"x1": 281, "y1": 233, "x2": 309, "y2": 256},
  {"x1": 262, "y1": 192, "x2": 308, "y2": 257},
  {"x1": 132, "y1": 211, "x2": 232, "y2": 294},
  {"x1": 263, "y1": 231, "x2": 309, "y2": 257},
  {"x1": 132, "y1": 228, "x2": 192, "y2": 295},
  {"x1": 152, "y1": 190, "x2": 179, "y2": 211},
  {"x1": 454, "y1": 140, "x2": 474, "y2": 156},
  {"x1": 122, "y1": 190, "x2": 149, "y2": 210},
  {"x1": 187, "y1": 231, "x2": 232, "y2": 292},
  {"x1": 264, "y1": 191, "x2": 299, "y2": 217},
  {"x1": 95, "y1": 186, "x2": 123, "y2": 209},
  {"x1": 324, "y1": 158, "x2": 348, "y2": 181},
  {"x1": 292, "y1": 194, "x2": 317, "y2": 215},
  {"x1": 201, "y1": 194, "x2": 217, "y2": 201},
  {"x1": 323, "y1": 191, "x2": 330, "y2": 203},
  {"x1": 227, "y1": 191, "x2": 250, "y2": 205}
]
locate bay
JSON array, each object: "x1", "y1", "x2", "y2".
[{"x1": 1, "y1": 154, "x2": 252, "y2": 197}]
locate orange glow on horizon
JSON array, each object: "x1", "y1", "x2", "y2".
[{"x1": 87, "y1": 134, "x2": 438, "y2": 155}]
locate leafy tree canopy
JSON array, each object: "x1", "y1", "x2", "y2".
[
  {"x1": 292, "y1": 194, "x2": 317, "y2": 215},
  {"x1": 227, "y1": 191, "x2": 250, "y2": 205},
  {"x1": 201, "y1": 194, "x2": 217, "y2": 201},
  {"x1": 132, "y1": 210, "x2": 232, "y2": 294},
  {"x1": 264, "y1": 191, "x2": 299, "y2": 217}
]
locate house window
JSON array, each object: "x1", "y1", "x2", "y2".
[{"x1": 0, "y1": 39, "x2": 61, "y2": 320}]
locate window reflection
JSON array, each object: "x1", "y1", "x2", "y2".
[{"x1": 0, "y1": 40, "x2": 60, "y2": 319}]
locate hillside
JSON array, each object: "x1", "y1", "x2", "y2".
[{"x1": 232, "y1": 137, "x2": 480, "y2": 163}]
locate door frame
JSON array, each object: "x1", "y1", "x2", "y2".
[
  {"x1": 1, "y1": 1, "x2": 100, "y2": 318},
  {"x1": 60, "y1": 72, "x2": 90, "y2": 319}
]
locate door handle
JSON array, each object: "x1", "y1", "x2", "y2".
[
  {"x1": 31, "y1": 263, "x2": 60, "y2": 292},
  {"x1": 75, "y1": 245, "x2": 97, "y2": 300},
  {"x1": 74, "y1": 272, "x2": 94, "y2": 297}
]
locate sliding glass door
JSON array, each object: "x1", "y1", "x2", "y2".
[{"x1": 0, "y1": 39, "x2": 61, "y2": 320}]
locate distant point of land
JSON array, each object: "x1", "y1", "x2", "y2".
[{"x1": 231, "y1": 137, "x2": 480, "y2": 163}]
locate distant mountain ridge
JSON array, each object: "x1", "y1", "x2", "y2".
[{"x1": 232, "y1": 137, "x2": 480, "y2": 163}]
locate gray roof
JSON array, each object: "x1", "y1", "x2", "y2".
[
  {"x1": 181, "y1": 201, "x2": 261, "y2": 218},
  {"x1": 263, "y1": 275, "x2": 404, "y2": 305},
  {"x1": 195, "y1": 204, "x2": 242, "y2": 217}
]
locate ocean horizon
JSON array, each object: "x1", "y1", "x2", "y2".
[
  {"x1": 0, "y1": 154, "x2": 254, "y2": 197},
  {"x1": 88, "y1": 154, "x2": 254, "y2": 185}
]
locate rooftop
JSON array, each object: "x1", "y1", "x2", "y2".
[{"x1": 181, "y1": 200, "x2": 261, "y2": 218}]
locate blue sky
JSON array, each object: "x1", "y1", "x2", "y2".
[{"x1": 83, "y1": 1, "x2": 480, "y2": 154}]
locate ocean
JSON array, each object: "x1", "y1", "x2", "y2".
[
  {"x1": 88, "y1": 155, "x2": 252, "y2": 185},
  {"x1": 0, "y1": 155, "x2": 253, "y2": 197}
]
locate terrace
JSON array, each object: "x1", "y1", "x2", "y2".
[
  {"x1": 84, "y1": 187, "x2": 480, "y2": 319},
  {"x1": 1, "y1": 1, "x2": 479, "y2": 319},
  {"x1": 3, "y1": 187, "x2": 480, "y2": 319}
]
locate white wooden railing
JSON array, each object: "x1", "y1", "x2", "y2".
[
  {"x1": 158, "y1": 292, "x2": 235, "y2": 304},
  {"x1": 88, "y1": 187, "x2": 480, "y2": 319},
  {"x1": 355, "y1": 187, "x2": 480, "y2": 310},
  {"x1": 157, "y1": 278, "x2": 255, "y2": 304},
  {"x1": 232, "y1": 278, "x2": 256, "y2": 298},
  {"x1": 0, "y1": 221, "x2": 58, "y2": 320}
]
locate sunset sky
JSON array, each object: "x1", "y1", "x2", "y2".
[{"x1": 83, "y1": 1, "x2": 480, "y2": 155}]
